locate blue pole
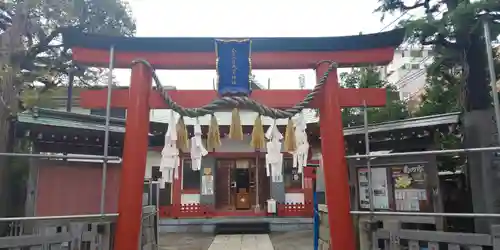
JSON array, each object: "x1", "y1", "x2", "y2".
[{"x1": 313, "y1": 175, "x2": 319, "y2": 250}]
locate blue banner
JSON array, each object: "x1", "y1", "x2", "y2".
[{"x1": 215, "y1": 39, "x2": 252, "y2": 96}]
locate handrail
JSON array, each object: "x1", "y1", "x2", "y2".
[{"x1": 0, "y1": 213, "x2": 118, "y2": 222}]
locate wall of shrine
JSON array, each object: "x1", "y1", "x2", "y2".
[
  {"x1": 33, "y1": 160, "x2": 121, "y2": 216},
  {"x1": 145, "y1": 135, "x2": 313, "y2": 206}
]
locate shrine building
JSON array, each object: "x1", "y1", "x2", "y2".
[{"x1": 16, "y1": 107, "x2": 462, "y2": 232}]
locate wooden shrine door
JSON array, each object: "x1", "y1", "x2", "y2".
[
  {"x1": 257, "y1": 157, "x2": 270, "y2": 208},
  {"x1": 215, "y1": 160, "x2": 232, "y2": 209},
  {"x1": 215, "y1": 159, "x2": 260, "y2": 210}
]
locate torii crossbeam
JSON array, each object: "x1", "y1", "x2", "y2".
[{"x1": 63, "y1": 28, "x2": 404, "y2": 250}]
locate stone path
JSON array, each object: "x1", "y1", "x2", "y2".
[
  {"x1": 207, "y1": 234, "x2": 273, "y2": 250},
  {"x1": 270, "y1": 230, "x2": 314, "y2": 250},
  {"x1": 158, "y1": 230, "x2": 313, "y2": 249},
  {"x1": 158, "y1": 233, "x2": 214, "y2": 250}
]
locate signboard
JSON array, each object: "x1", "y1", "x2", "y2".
[
  {"x1": 392, "y1": 164, "x2": 428, "y2": 211},
  {"x1": 215, "y1": 39, "x2": 252, "y2": 96},
  {"x1": 358, "y1": 168, "x2": 390, "y2": 210}
]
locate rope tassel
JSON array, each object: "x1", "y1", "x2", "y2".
[
  {"x1": 250, "y1": 114, "x2": 265, "y2": 150},
  {"x1": 207, "y1": 114, "x2": 221, "y2": 150},
  {"x1": 229, "y1": 108, "x2": 243, "y2": 140},
  {"x1": 284, "y1": 118, "x2": 297, "y2": 152},
  {"x1": 176, "y1": 116, "x2": 189, "y2": 152}
]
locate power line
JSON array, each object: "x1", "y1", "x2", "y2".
[
  {"x1": 380, "y1": 9, "x2": 443, "y2": 89},
  {"x1": 379, "y1": 11, "x2": 410, "y2": 32},
  {"x1": 387, "y1": 8, "x2": 445, "y2": 90},
  {"x1": 396, "y1": 69, "x2": 426, "y2": 87},
  {"x1": 392, "y1": 56, "x2": 430, "y2": 87}
]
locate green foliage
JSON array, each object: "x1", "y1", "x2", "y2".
[
  {"x1": 414, "y1": 54, "x2": 463, "y2": 117},
  {"x1": 375, "y1": 0, "x2": 500, "y2": 173},
  {"x1": 0, "y1": 0, "x2": 136, "y2": 109},
  {"x1": 377, "y1": 0, "x2": 500, "y2": 111},
  {"x1": 340, "y1": 67, "x2": 410, "y2": 127}
]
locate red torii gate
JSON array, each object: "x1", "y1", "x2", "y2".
[{"x1": 63, "y1": 28, "x2": 404, "y2": 250}]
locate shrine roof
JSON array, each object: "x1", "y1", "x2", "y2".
[
  {"x1": 62, "y1": 28, "x2": 405, "y2": 53},
  {"x1": 342, "y1": 112, "x2": 460, "y2": 136},
  {"x1": 17, "y1": 108, "x2": 161, "y2": 135},
  {"x1": 17, "y1": 108, "x2": 460, "y2": 136}
]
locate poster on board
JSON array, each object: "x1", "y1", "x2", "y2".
[
  {"x1": 358, "y1": 168, "x2": 390, "y2": 210},
  {"x1": 392, "y1": 164, "x2": 428, "y2": 211}
]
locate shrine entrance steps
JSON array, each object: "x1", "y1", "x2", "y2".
[
  {"x1": 207, "y1": 234, "x2": 273, "y2": 250},
  {"x1": 214, "y1": 222, "x2": 270, "y2": 234}
]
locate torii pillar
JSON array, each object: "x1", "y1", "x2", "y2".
[{"x1": 317, "y1": 62, "x2": 356, "y2": 250}]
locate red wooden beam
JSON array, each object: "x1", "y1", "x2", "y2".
[
  {"x1": 72, "y1": 47, "x2": 395, "y2": 70},
  {"x1": 114, "y1": 63, "x2": 152, "y2": 250},
  {"x1": 317, "y1": 63, "x2": 356, "y2": 250},
  {"x1": 79, "y1": 88, "x2": 387, "y2": 109}
]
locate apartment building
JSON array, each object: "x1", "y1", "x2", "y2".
[{"x1": 379, "y1": 47, "x2": 434, "y2": 101}]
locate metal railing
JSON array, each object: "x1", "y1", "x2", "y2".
[
  {"x1": 0, "y1": 206, "x2": 158, "y2": 250},
  {"x1": 0, "y1": 45, "x2": 125, "y2": 249},
  {"x1": 318, "y1": 205, "x2": 500, "y2": 250},
  {"x1": 0, "y1": 214, "x2": 116, "y2": 249}
]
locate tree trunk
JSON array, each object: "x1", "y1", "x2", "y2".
[
  {"x1": 0, "y1": 1, "x2": 27, "y2": 235},
  {"x1": 462, "y1": 33, "x2": 500, "y2": 233},
  {"x1": 464, "y1": 35, "x2": 491, "y2": 111}
]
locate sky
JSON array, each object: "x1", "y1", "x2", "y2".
[{"x1": 113, "y1": 0, "x2": 408, "y2": 90}]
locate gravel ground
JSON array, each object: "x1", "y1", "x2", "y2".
[{"x1": 158, "y1": 230, "x2": 313, "y2": 250}]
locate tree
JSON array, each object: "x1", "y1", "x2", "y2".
[
  {"x1": 414, "y1": 53, "x2": 463, "y2": 117},
  {"x1": 376, "y1": 0, "x2": 499, "y2": 111},
  {"x1": 0, "y1": 0, "x2": 135, "y2": 225},
  {"x1": 340, "y1": 67, "x2": 409, "y2": 127}
]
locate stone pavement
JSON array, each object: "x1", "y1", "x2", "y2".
[
  {"x1": 158, "y1": 233, "x2": 214, "y2": 250},
  {"x1": 269, "y1": 230, "x2": 314, "y2": 250},
  {"x1": 207, "y1": 234, "x2": 273, "y2": 250},
  {"x1": 158, "y1": 230, "x2": 313, "y2": 249}
]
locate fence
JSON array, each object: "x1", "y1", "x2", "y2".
[
  {"x1": 277, "y1": 202, "x2": 313, "y2": 217},
  {"x1": 0, "y1": 205, "x2": 157, "y2": 250},
  {"x1": 157, "y1": 202, "x2": 313, "y2": 218},
  {"x1": 318, "y1": 205, "x2": 500, "y2": 250}
]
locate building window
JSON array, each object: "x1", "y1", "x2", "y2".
[
  {"x1": 410, "y1": 50, "x2": 423, "y2": 57},
  {"x1": 151, "y1": 166, "x2": 172, "y2": 206},
  {"x1": 284, "y1": 158, "x2": 302, "y2": 190},
  {"x1": 182, "y1": 159, "x2": 200, "y2": 190}
]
